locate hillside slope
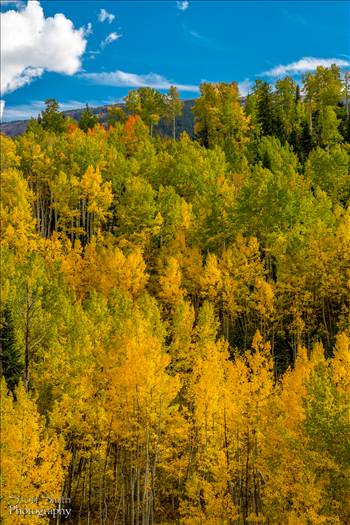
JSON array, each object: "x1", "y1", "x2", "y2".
[{"x1": 0, "y1": 99, "x2": 197, "y2": 137}]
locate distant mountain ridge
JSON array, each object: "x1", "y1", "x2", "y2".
[{"x1": 0, "y1": 99, "x2": 197, "y2": 138}]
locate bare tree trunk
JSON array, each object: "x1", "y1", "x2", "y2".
[
  {"x1": 243, "y1": 430, "x2": 250, "y2": 524},
  {"x1": 142, "y1": 429, "x2": 150, "y2": 525},
  {"x1": 24, "y1": 283, "x2": 31, "y2": 391},
  {"x1": 100, "y1": 434, "x2": 111, "y2": 525},
  {"x1": 136, "y1": 438, "x2": 140, "y2": 525},
  {"x1": 88, "y1": 453, "x2": 92, "y2": 525},
  {"x1": 78, "y1": 471, "x2": 85, "y2": 525},
  {"x1": 309, "y1": 104, "x2": 313, "y2": 134}
]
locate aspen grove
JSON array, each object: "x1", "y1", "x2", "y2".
[{"x1": 1, "y1": 66, "x2": 350, "y2": 524}]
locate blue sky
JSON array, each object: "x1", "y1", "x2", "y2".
[{"x1": 1, "y1": 0, "x2": 349, "y2": 121}]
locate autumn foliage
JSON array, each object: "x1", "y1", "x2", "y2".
[{"x1": 1, "y1": 69, "x2": 350, "y2": 524}]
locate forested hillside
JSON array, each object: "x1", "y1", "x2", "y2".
[
  {"x1": 1, "y1": 66, "x2": 350, "y2": 525},
  {"x1": 0, "y1": 98, "x2": 197, "y2": 139}
]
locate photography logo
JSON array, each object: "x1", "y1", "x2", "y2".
[{"x1": 7, "y1": 495, "x2": 72, "y2": 519}]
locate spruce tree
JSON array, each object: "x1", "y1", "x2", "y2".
[
  {"x1": 40, "y1": 98, "x2": 67, "y2": 133},
  {"x1": 0, "y1": 307, "x2": 23, "y2": 392},
  {"x1": 79, "y1": 104, "x2": 99, "y2": 132},
  {"x1": 254, "y1": 80, "x2": 276, "y2": 136}
]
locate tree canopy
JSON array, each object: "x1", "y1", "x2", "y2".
[{"x1": 1, "y1": 64, "x2": 349, "y2": 524}]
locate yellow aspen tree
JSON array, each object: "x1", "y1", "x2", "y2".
[
  {"x1": 61, "y1": 238, "x2": 148, "y2": 300},
  {"x1": 0, "y1": 169, "x2": 36, "y2": 251},
  {"x1": 96, "y1": 245, "x2": 148, "y2": 298},
  {"x1": 219, "y1": 235, "x2": 267, "y2": 344},
  {"x1": 333, "y1": 207, "x2": 350, "y2": 334},
  {"x1": 50, "y1": 171, "x2": 82, "y2": 239},
  {"x1": 157, "y1": 232, "x2": 202, "y2": 304},
  {"x1": 169, "y1": 298, "x2": 195, "y2": 375},
  {"x1": 224, "y1": 331, "x2": 275, "y2": 523},
  {"x1": 192, "y1": 82, "x2": 251, "y2": 167},
  {"x1": 60, "y1": 239, "x2": 85, "y2": 299},
  {"x1": 159, "y1": 256, "x2": 184, "y2": 305},
  {"x1": 200, "y1": 253, "x2": 222, "y2": 302},
  {"x1": 15, "y1": 136, "x2": 57, "y2": 238},
  {"x1": 80, "y1": 165, "x2": 113, "y2": 239},
  {"x1": 0, "y1": 134, "x2": 20, "y2": 171},
  {"x1": 104, "y1": 310, "x2": 181, "y2": 524},
  {"x1": 179, "y1": 244, "x2": 203, "y2": 302},
  {"x1": 47, "y1": 294, "x2": 114, "y2": 522},
  {"x1": 332, "y1": 332, "x2": 350, "y2": 395},
  {"x1": 262, "y1": 344, "x2": 328, "y2": 524},
  {"x1": 182, "y1": 307, "x2": 234, "y2": 524},
  {"x1": 1, "y1": 380, "x2": 64, "y2": 525},
  {"x1": 302, "y1": 359, "x2": 350, "y2": 524}
]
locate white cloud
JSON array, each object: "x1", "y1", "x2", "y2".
[
  {"x1": 188, "y1": 29, "x2": 202, "y2": 39},
  {"x1": 1, "y1": 0, "x2": 87, "y2": 96},
  {"x1": 176, "y1": 1, "x2": 189, "y2": 11},
  {"x1": 182, "y1": 25, "x2": 220, "y2": 50},
  {"x1": 1, "y1": 98, "x2": 115, "y2": 122},
  {"x1": 98, "y1": 8, "x2": 115, "y2": 23},
  {"x1": 0, "y1": 0, "x2": 24, "y2": 7},
  {"x1": 85, "y1": 22, "x2": 93, "y2": 35},
  {"x1": 1, "y1": 99, "x2": 45, "y2": 120},
  {"x1": 100, "y1": 31, "x2": 122, "y2": 48},
  {"x1": 87, "y1": 49, "x2": 101, "y2": 60},
  {"x1": 81, "y1": 70, "x2": 199, "y2": 92},
  {"x1": 0, "y1": 100, "x2": 5, "y2": 119},
  {"x1": 262, "y1": 56, "x2": 350, "y2": 77},
  {"x1": 238, "y1": 79, "x2": 254, "y2": 97}
]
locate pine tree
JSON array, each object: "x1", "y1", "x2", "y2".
[
  {"x1": 40, "y1": 99, "x2": 67, "y2": 133},
  {"x1": 0, "y1": 306, "x2": 23, "y2": 392},
  {"x1": 253, "y1": 80, "x2": 276, "y2": 136},
  {"x1": 78, "y1": 104, "x2": 99, "y2": 132}
]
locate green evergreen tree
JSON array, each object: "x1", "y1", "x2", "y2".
[
  {"x1": 253, "y1": 80, "x2": 276, "y2": 136},
  {"x1": 40, "y1": 98, "x2": 67, "y2": 133},
  {"x1": 0, "y1": 307, "x2": 23, "y2": 392},
  {"x1": 78, "y1": 104, "x2": 99, "y2": 132}
]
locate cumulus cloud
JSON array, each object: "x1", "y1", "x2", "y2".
[
  {"x1": 81, "y1": 70, "x2": 199, "y2": 92},
  {"x1": 0, "y1": 0, "x2": 87, "y2": 97},
  {"x1": 176, "y1": 1, "x2": 189, "y2": 11},
  {"x1": 98, "y1": 8, "x2": 115, "y2": 23},
  {"x1": 262, "y1": 56, "x2": 350, "y2": 77},
  {"x1": 100, "y1": 31, "x2": 122, "y2": 48}
]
